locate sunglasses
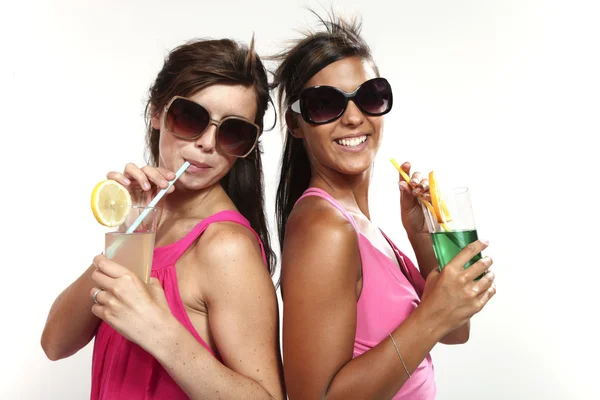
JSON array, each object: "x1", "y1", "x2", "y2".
[
  {"x1": 290, "y1": 77, "x2": 393, "y2": 125},
  {"x1": 162, "y1": 96, "x2": 261, "y2": 158}
]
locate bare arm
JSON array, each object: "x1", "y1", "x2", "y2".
[
  {"x1": 148, "y1": 223, "x2": 285, "y2": 400},
  {"x1": 41, "y1": 265, "x2": 101, "y2": 360},
  {"x1": 408, "y1": 232, "x2": 470, "y2": 344}
]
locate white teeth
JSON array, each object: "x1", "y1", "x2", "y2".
[{"x1": 337, "y1": 135, "x2": 367, "y2": 147}]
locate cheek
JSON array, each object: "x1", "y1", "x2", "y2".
[
  {"x1": 300, "y1": 125, "x2": 333, "y2": 153},
  {"x1": 158, "y1": 131, "x2": 184, "y2": 166}
]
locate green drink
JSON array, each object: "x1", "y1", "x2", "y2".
[
  {"x1": 431, "y1": 230, "x2": 482, "y2": 270},
  {"x1": 421, "y1": 185, "x2": 486, "y2": 280}
]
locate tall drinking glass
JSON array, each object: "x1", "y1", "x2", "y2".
[
  {"x1": 104, "y1": 206, "x2": 160, "y2": 283},
  {"x1": 422, "y1": 187, "x2": 484, "y2": 279}
]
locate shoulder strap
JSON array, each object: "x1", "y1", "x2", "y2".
[
  {"x1": 295, "y1": 188, "x2": 359, "y2": 231},
  {"x1": 170, "y1": 210, "x2": 267, "y2": 266}
]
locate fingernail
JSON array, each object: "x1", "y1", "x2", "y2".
[
  {"x1": 123, "y1": 178, "x2": 131, "y2": 185},
  {"x1": 143, "y1": 183, "x2": 151, "y2": 190}
]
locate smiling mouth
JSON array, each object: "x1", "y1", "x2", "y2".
[{"x1": 334, "y1": 135, "x2": 368, "y2": 147}]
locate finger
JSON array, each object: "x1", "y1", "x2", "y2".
[
  {"x1": 147, "y1": 278, "x2": 166, "y2": 299},
  {"x1": 398, "y1": 161, "x2": 412, "y2": 185},
  {"x1": 464, "y1": 255, "x2": 493, "y2": 282},
  {"x1": 91, "y1": 268, "x2": 116, "y2": 290},
  {"x1": 475, "y1": 282, "x2": 496, "y2": 312},
  {"x1": 141, "y1": 165, "x2": 170, "y2": 190},
  {"x1": 418, "y1": 178, "x2": 430, "y2": 194},
  {"x1": 409, "y1": 172, "x2": 425, "y2": 196},
  {"x1": 467, "y1": 267, "x2": 494, "y2": 295},
  {"x1": 156, "y1": 167, "x2": 176, "y2": 181},
  {"x1": 106, "y1": 171, "x2": 131, "y2": 186},
  {"x1": 124, "y1": 163, "x2": 151, "y2": 191},
  {"x1": 91, "y1": 303, "x2": 105, "y2": 320},
  {"x1": 398, "y1": 180, "x2": 412, "y2": 194},
  {"x1": 93, "y1": 254, "x2": 130, "y2": 279},
  {"x1": 447, "y1": 239, "x2": 489, "y2": 272},
  {"x1": 90, "y1": 287, "x2": 110, "y2": 305},
  {"x1": 399, "y1": 181, "x2": 419, "y2": 209},
  {"x1": 409, "y1": 171, "x2": 424, "y2": 186}
]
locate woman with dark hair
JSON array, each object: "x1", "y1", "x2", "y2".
[
  {"x1": 271, "y1": 13, "x2": 496, "y2": 400},
  {"x1": 41, "y1": 37, "x2": 285, "y2": 400}
]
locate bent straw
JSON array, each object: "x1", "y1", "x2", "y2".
[{"x1": 106, "y1": 161, "x2": 190, "y2": 258}]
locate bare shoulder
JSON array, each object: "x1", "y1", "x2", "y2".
[
  {"x1": 196, "y1": 220, "x2": 263, "y2": 263},
  {"x1": 286, "y1": 196, "x2": 356, "y2": 243},
  {"x1": 282, "y1": 196, "x2": 361, "y2": 292},
  {"x1": 193, "y1": 220, "x2": 272, "y2": 302}
]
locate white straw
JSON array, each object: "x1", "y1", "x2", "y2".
[{"x1": 105, "y1": 161, "x2": 190, "y2": 258}]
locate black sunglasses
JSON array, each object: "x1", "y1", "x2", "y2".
[
  {"x1": 290, "y1": 77, "x2": 393, "y2": 124},
  {"x1": 163, "y1": 96, "x2": 261, "y2": 158}
]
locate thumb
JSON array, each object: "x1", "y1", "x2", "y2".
[
  {"x1": 147, "y1": 278, "x2": 167, "y2": 302},
  {"x1": 422, "y1": 268, "x2": 440, "y2": 295}
]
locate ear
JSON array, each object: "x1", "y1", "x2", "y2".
[
  {"x1": 150, "y1": 104, "x2": 161, "y2": 130},
  {"x1": 285, "y1": 110, "x2": 303, "y2": 139}
]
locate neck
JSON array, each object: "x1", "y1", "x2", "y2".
[
  {"x1": 310, "y1": 164, "x2": 372, "y2": 219},
  {"x1": 161, "y1": 182, "x2": 224, "y2": 220}
]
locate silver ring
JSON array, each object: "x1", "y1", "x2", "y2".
[{"x1": 92, "y1": 289, "x2": 102, "y2": 305}]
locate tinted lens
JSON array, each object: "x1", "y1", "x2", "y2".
[
  {"x1": 218, "y1": 118, "x2": 259, "y2": 157},
  {"x1": 166, "y1": 98, "x2": 210, "y2": 138},
  {"x1": 301, "y1": 87, "x2": 347, "y2": 123},
  {"x1": 356, "y1": 78, "x2": 392, "y2": 115}
]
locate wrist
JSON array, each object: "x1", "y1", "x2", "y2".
[
  {"x1": 412, "y1": 301, "x2": 450, "y2": 343},
  {"x1": 145, "y1": 313, "x2": 183, "y2": 361}
]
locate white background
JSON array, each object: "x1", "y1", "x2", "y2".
[{"x1": 1, "y1": 0, "x2": 598, "y2": 399}]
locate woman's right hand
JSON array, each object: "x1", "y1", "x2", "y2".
[
  {"x1": 106, "y1": 163, "x2": 176, "y2": 205},
  {"x1": 419, "y1": 239, "x2": 496, "y2": 337}
]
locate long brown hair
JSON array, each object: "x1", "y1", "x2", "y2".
[
  {"x1": 270, "y1": 11, "x2": 379, "y2": 250},
  {"x1": 144, "y1": 37, "x2": 276, "y2": 275}
]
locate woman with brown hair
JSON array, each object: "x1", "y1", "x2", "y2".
[
  {"x1": 271, "y1": 12, "x2": 496, "y2": 400},
  {"x1": 41, "y1": 37, "x2": 285, "y2": 400}
]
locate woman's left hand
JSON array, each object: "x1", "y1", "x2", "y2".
[
  {"x1": 90, "y1": 254, "x2": 174, "y2": 352},
  {"x1": 397, "y1": 161, "x2": 431, "y2": 237}
]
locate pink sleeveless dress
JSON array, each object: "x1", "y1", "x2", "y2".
[
  {"x1": 91, "y1": 210, "x2": 267, "y2": 400},
  {"x1": 296, "y1": 188, "x2": 436, "y2": 400}
]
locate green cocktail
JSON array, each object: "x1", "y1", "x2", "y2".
[{"x1": 422, "y1": 184, "x2": 485, "y2": 280}]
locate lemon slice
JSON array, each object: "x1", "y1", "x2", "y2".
[
  {"x1": 90, "y1": 180, "x2": 132, "y2": 227},
  {"x1": 428, "y1": 170, "x2": 452, "y2": 227}
]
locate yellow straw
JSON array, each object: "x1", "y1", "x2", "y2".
[{"x1": 390, "y1": 158, "x2": 449, "y2": 232}]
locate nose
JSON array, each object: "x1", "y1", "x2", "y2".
[
  {"x1": 340, "y1": 100, "x2": 365, "y2": 128},
  {"x1": 194, "y1": 121, "x2": 218, "y2": 153}
]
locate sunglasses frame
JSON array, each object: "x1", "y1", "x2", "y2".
[
  {"x1": 289, "y1": 77, "x2": 393, "y2": 125},
  {"x1": 162, "y1": 96, "x2": 262, "y2": 158}
]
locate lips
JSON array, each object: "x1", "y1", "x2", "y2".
[{"x1": 184, "y1": 159, "x2": 211, "y2": 168}]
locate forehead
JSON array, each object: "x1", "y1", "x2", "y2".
[
  {"x1": 304, "y1": 57, "x2": 378, "y2": 92},
  {"x1": 187, "y1": 83, "x2": 257, "y2": 120}
]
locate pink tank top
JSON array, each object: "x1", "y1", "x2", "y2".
[
  {"x1": 91, "y1": 210, "x2": 267, "y2": 400},
  {"x1": 296, "y1": 188, "x2": 436, "y2": 400}
]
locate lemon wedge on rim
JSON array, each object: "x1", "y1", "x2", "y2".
[{"x1": 90, "y1": 180, "x2": 132, "y2": 227}]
